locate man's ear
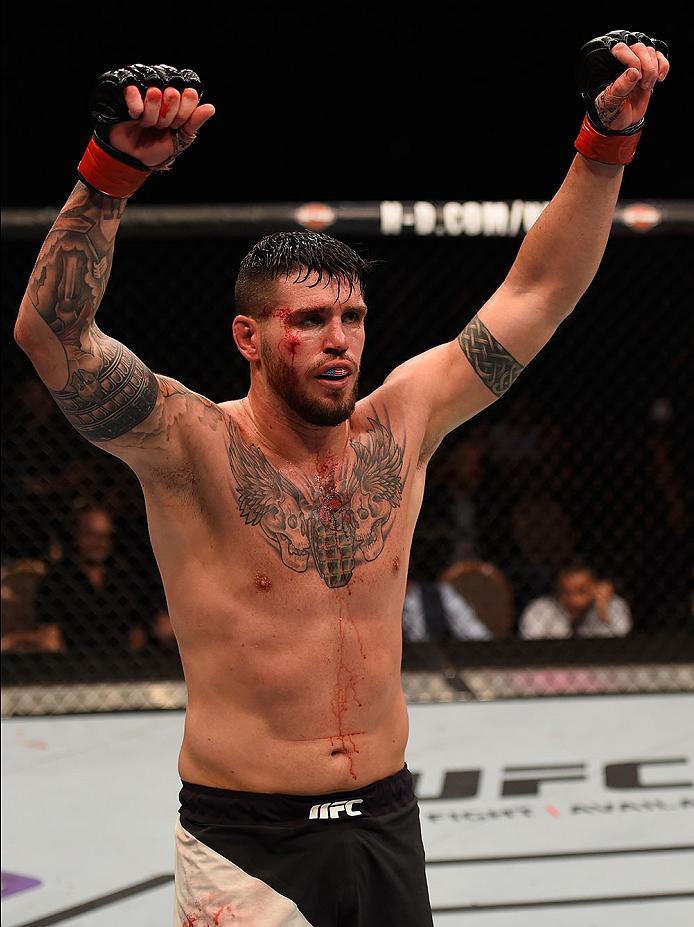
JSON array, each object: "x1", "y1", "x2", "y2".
[{"x1": 232, "y1": 315, "x2": 260, "y2": 362}]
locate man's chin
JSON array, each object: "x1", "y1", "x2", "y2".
[
  {"x1": 292, "y1": 395, "x2": 356, "y2": 427},
  {"x1": 264, "y1": 357, "x2": 359, "y2": 427},
  {"x1": 287, "y1": 382, "x2": 358, "y2": 427}
]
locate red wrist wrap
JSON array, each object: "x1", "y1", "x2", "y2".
[
  {"x1": 77, "y1": 137, "x2": 151, "y2": 198},
  {"x1": 574, "y1": 116, "x2": 642, "y2": 166}
]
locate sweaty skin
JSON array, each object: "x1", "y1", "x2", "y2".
[
  {"x1": 14, "y1": 183, "x2": 435, "y2": 792},
  {"x1": 10, "y1": 169, "x2": 621, "y2": 794},
  {"x1": 15, "y1": 40, "x2": 668, "y2": 793},
  {"x1": 142, "y1": 285, "x2": 425, "y2": 792},
  {"x1": 144, "y1": 395, "x2": 423, "y2": 793}
]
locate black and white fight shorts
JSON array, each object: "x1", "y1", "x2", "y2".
[{"x1": 175, "y1": 763, "x2": 434, "y2": 926}]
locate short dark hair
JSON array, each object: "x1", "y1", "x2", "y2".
[
  {"x1": 557, "y1": 559, "x2": 596, "y2": 581},
  {"x1": 234, "y1": 231, "x2": 376, "y2": 315}
]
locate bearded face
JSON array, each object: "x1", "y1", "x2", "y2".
[{"x1": 260, "y1": 339, "x2": 359, "y2": 426}]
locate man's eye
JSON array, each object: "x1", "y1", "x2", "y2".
[
  {"x1": 299, "y1": 316, "x2": 321, "y2": 327},
  {"x1": 343, "y1": 312, "x2": 361, "y2": 323}
]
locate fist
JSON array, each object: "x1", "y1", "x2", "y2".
[
  {"x1": 92, "y1": 64, "x2": 215, "y2": 169},
  {"x1": 577, "y1": 31, "x2": 670, "y2": 133},
  {"x1": 596, "y1": 38, "x2": 669, "y2": 131},
  {"x1": 111, "y1": 86, "x2": 215, "y2": 168}
]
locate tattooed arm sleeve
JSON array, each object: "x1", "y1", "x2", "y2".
[
  {"x1": 15, "y1": 181, "x2": 169, "y2": 447},
  {"x1": 457, "y1": 314, "x2": 525, "y2": 398}
]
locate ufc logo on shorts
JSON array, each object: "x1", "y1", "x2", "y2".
[{"x1": 308, "y1": 799, "x2": 364, "y2": 820}]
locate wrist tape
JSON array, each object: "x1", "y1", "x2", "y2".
[
  {"x1": 77, "y1": 133, "x2": 151, "y2": 198},
  {"x1": 574, "y1": 115, "x2": 643, "y2": 165}
]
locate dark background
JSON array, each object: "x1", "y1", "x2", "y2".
[{"x1": 2, "y1": 4, "x2": 689, "y2": 208}]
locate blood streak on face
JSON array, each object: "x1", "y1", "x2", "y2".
[
  {"x1": 272, "y1": 307, "x2": 301, "y2": 363},
  {"x1": 392, "y1": 555, "x2": 400, "y2": 574},
  {"x1": 254, "y1": 573, "x2": 272, "y2": 592}
]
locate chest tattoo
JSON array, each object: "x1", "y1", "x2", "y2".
[{"x1": 227, "y1": 415, "x2": 405, "y2": 587}]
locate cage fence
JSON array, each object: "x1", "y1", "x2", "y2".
[{"x1": 2, "y1": 199, "x2": 693, "y2": 715}]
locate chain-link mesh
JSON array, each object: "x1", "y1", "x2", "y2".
[{"x1": 2, "y1": 213, "x2": 692, "y2": 713}]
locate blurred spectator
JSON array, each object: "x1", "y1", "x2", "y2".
[
  {"x1": 403, "y1": 571, "x2": 492, "y2": 643},
  {"x1": 413, "y1": 426, "x2": 505, "y2": 579},
  {"x1": 1, "y1": 557, "x2": 60, "y2": 652},
  {"x1": 519, "y1": 561, "x2": 632, "y2": 639},
  {"x1": 1, "y1": 374, "x2": 146, "y2": 562},
  {"x1": 438, "y1": 428, "x2": 499, "y2": 563},
  {"x1": 32, "y1": 502, "x2": 150, "y2": 656},
  {"x1": 2, "y1": 375, "x2": 81, "y2": 558},
  {"x1": 485, "y1": 393, "x2": 578, "y2": 608},
  {"x1": 510, "y1": 490, "x2": 576, "y2": 607},
  {"x1": 632, "y1": 393, "x2": 691, "y2": 630}
]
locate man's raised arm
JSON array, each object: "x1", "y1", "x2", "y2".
[
  {"x1": 382, "y1": 31, "x2": 670, "y2": 454},
  {"x1": 14, "y1": 64, "x2": 216, "y2": 470}
]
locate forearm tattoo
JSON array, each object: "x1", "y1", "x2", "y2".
[
  {"x1": 458, "y1": 314, "x2": 524, "y2": 397},
  {"x1": 26, "y1": 182, "x2": 159, "y2": 441}
]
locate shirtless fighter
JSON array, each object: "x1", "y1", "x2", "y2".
[{"x1": 14, "y1": 32, "x2": 669, "y2": 927}]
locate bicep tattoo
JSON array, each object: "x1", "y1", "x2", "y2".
[
  {"x1": 457, "y1": 314, "x2": 524, "y2": 397},
  {"x1": 50, "y1": 327, "x2": 160, "y2": 442}
]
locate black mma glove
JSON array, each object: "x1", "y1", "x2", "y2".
[
  {"x1": 78, "y1": 64, "x2": 204, "y2": 198},
  {"x1": 574, "y1": 30, "x2": 668, "y2": 165}
]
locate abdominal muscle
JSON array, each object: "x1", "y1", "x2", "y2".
[
  {"x1": 179, "y1": 690, "x2": 409, "y2": 795},
  {"x1": 174, "y1": 598, "x2": 410, "y2": 795}
]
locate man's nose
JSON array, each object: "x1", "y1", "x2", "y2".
[{"x1": 323, "y1": 317, "x2": 349, "y2": 353}]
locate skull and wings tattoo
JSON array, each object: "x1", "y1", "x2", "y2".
[{"x1": 228, "y1": 414, "x2": 405, "y2": 588}]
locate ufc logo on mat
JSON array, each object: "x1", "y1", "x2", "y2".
[{"x1": 308, "y1": 799, "x2": 364, "y2": 820}]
